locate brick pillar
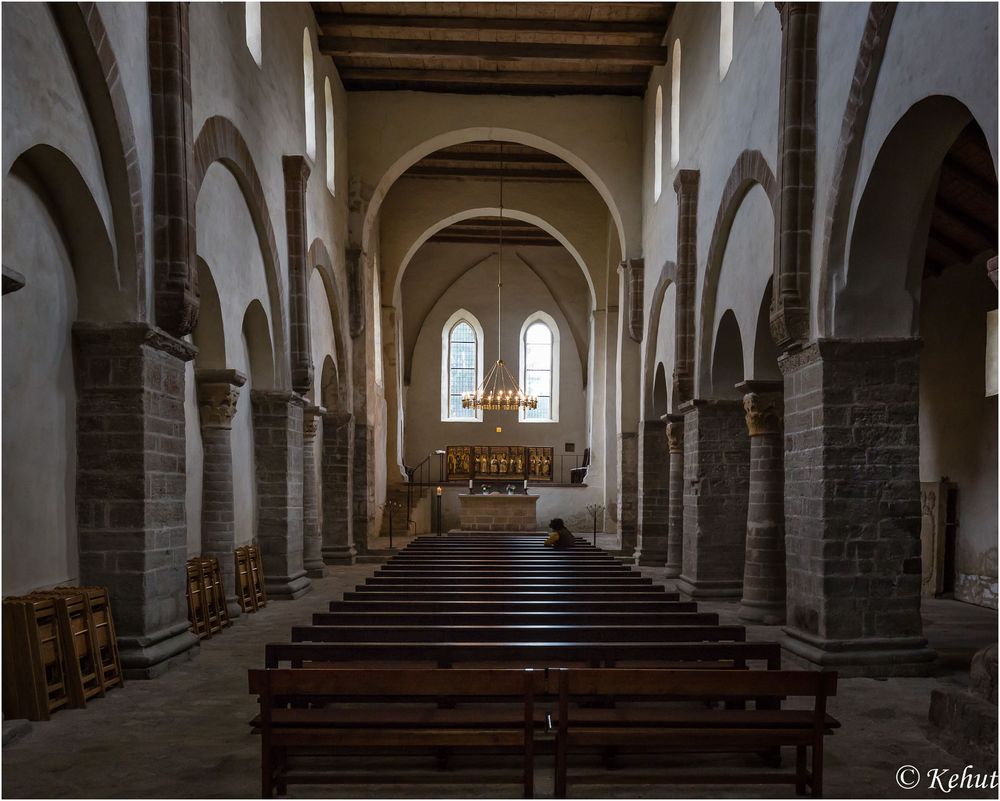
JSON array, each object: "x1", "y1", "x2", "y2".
[
  {"x1": 322, "y1": 411, "x2": 356, "y2": 564},
  {"x1": 352, "y1": 421, "x2": 373, "y2": 555},
  {"x1": 74, "y1": 322, "x2": 198, "y2": 678},
  {"x1": 618, "y1": 432, "x2": 638, "y2": 557},
  {"x1": 195, "y1": 368, "x2": 246, "y2": 619},
  {"x1": 665, "y1": 415, "x2": 685, "y2": 577},
  {"x1": 780, "y1": 339, "x2": 934, "y2": 676},
  {"x1": 737, "y1": 381, "x2": 786, "y2": 624},
  {"x1": 302, "y1": 403, "x2": 325, "y2": 577},
  {"x1": 636, "y1": 419, "x2": 669, "y2": 566},
  {"x1": 250, "y1": 390, "x2": 312, "y2": 599},
  {"x1": 283, "y1": 155, "x2": 313, "y2": 395},
  {"x1": 677, "y1": 399, "x2": 750, "y2": 599},
  {"x1": 672, "y1": 170, "x2": 699, "y2": 404}
]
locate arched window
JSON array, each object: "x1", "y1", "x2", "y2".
[
  {"x1": 670, "y1": 40, "x2": 682, "y2": 168},
  {"x1": 653, "y1": 85, "x2": 663, "y2": 202},
  {"x1": 519, "y1": 312, "x2": 560, "y2": 422},
  {"x1": 324, "y1": 77, "x2": 335, "y2": 195},
  {"x1": 303, "y1": 29, "x2": 316, "y2": 160},
  {"x1": 441, "y1": 310, "x2": 484, "y2": 422},
  {"x1": 245, "y1": 2, "x2": 262, "y2": 67},
  {"x1": 719, "y1": 2, "x2": 734, "y2": 80}
]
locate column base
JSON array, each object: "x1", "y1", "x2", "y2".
[
  {"x1": 664, "y1": 563, "x2": 682, "y2": 578},
  {"x1": 323, "y1": 546, "x2": 357, "y2": 565},
  {"x1": 676, "y1": 575, "x2": 743, "y2": 600},
  {"x1": 738, "y1": 599, "x2": 785, "y2": 625},
  {"x1": 118, "y1": 621, "x2": 199, "y2": 679},
  {"x1": 304, "y1": 560, "x2": 326, "y2": 578},
  {"x1": 637, "y1": 549, "x2": 668, "y2": 567},
  {"x1": 264, "y1": 570, "x2": 313, "y2": 600},
  {"x1": 781, "y1": 627, "x2": 937, "y2": 677},
  {"x1": 226, "y1": 596, "x2": 243, "y2": 620}
]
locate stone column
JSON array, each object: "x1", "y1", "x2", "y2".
[
  {"x1": 283, "y1": 155, "x2": 314, "y2": 395},
  {"x1": 196, "y1": 368, "x2": 246, "y2": 619},
  {"x1": 736, "y1": 381, "x2": 786, "y2": 624},
  {"x1": 636, "y1": 419, "x2": 669, "y2": 566},
  {"x1": 352, "y1": 420, "x2": 373, "y2": 555},
  {"x1": 322, "y1": 410, "x2": 356, "y2": 564},
  {"x1": 74, "y1": 322, "x2": 198, "y2": 678},
  {"x1": 664, "y1": 415, "x2": 685, "y2": 577},
  {"x1": 250, "y1": 390, "x2": 312, "y2": 599},
  {"x1": 676, "y1": 399, "x2": 750, "y2": 599},
  {"x1": 302, "y1": 403, "x2": 325, "y2": 577},
  {"x1": 672, "y1": 170, "x2": 699, "y2": 404},
  {"x1": 780, "y1": 339, "x2": 934, "y2": 676}
]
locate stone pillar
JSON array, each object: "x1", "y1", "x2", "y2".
[
  {"x1": 74, "y1": 322, "x2": 198, "y2": 678},
  {"x1": 195, "y1": 368, "x2": 246, "y2": 619},
  {"x1": 677, "y1": 399, "x2": 750, "y2": 599},
  {"x1": 617, "y1": 432, "x2": 638, "y2": 557},
  {"x1": 737, "y1": 381, "x2": 786, "y2": 625},
  {"x1": 665, "y1": 415, "x2": 685, "y2": 577},
  {"x1": 780, "y1": 339, "x2": 935, "y2": 676},
  {"x1": 322, "y1": 411, "x2": 356, "y2": 564},
  {"x1": 302, "y1": 403, "x2": 325, "y2": 577},
  {"x1": 283, "y1": 155, "x2": 314, "y2": 395},
  {"x1": 636, "y1": 419, "x2": 669, "y2": 566},
  {"x1": 352, "y1": 420, "x2": 373, "y2": 555},
  {"x1": 672, "y1": 170, "x2": 699, "y2": 404},
  {"x1": 250, "y1": 390, "x2": 312, "y2": 599}
]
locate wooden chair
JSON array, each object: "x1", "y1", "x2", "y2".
[
  {"x1": 247, "y1": 543, "x2": 268, "y2": 609},
  {"x1": 30, "y1": 590, "x2": 104, "y2": 706},
  {"x1": 186, "y1": 559, "x2": 211, "y2": 639},
  {"x1": 55, "y1": 586, "x2": 123, "y2": 691},
  {"x1": 249, "y1": 668, "x2": 545, "y2": 798},
  {"x1": 235, "y1": 546, "x2": 258, "y2": 613},
  {"x1": 2, "y1": 597, "x2": 71, "y2": 720}
]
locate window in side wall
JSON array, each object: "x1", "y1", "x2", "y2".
[
  {"x1": 654, "y1": 85, "x2": 663, "y2": 202},
  {"x1": 519, "y1": 313, "x2": 560, "y2": 423},
  {"x1": 303, "y1": 29, "x2": 316, "y2": 160},
  {"x1": 441, "y1": 310, "x2": 484, "y2": 422},
  {"x1": 720, "y1": 2, "x2": 735, "y2": 80},
  {"x1": 671, "y1": 40, "x2": 682, "y2": 168},
  {"x1": 324, "y1": 77, "x2": 335, "y2": 195},
  {"x1": 245, "y1": 2, "x2": 262, "y2": 67}
]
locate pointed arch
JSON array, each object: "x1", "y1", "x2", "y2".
[
  {"x1": 441, "y1": 309, "x2": 484, "y2": 422},
  {"x1": 519, "y1": 311, "x2": 560, "y2": 423}
]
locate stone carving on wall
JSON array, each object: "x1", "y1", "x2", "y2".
[{"x1": 742, "y1": 391, "x2": 783, "y2": 436}]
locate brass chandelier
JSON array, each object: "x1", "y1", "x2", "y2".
[{"x1": 461, "y1": 144, "x2": 538, "y2": 414}]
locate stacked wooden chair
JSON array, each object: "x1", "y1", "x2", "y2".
[
  {"x1": 235, "y1": 543, "x2": 267, "y2": 613},
  {"x1": 3, "y1": 586, "x2": 123, "y2": 721},
  {"x1": 185, "y1": 556, "x2": 231, "y2": 639}
]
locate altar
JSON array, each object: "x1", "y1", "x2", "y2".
[{"x1": 458, "y1": 493, "x2": 540, "y2": 532}]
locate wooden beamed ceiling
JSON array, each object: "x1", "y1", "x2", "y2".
[
  {"x1": 428, "y1": 217, "x2": 561, "y2": 247},
  {"x1": 402, "y1": 141, "x2": 586, "y2": 183},
  {"x1": 312, "y1": 2, "x2": 674, "y2": 95}
]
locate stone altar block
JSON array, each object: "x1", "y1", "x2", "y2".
[{"x1": 458, "y1": 494, "x2": 540, "y2": 532}]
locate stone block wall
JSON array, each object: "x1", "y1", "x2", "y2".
[
  {"x1": 637, "y1": 419, "x2": 670, "y2": 565},
  {"x1": 322, "y1": 411, "x2": 355, "y2": 563},
  {"x1": 352, "y1": 421, "x2": 373, "y2": 554},
  {"x1": 618, "y1": 431, "x2": 638, "y2": 557},
  {"x1": 678, "y1": 399, "x2": 750, "y2": 598}
]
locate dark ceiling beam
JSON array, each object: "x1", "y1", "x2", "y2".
[
  {"x1": 337, "y1": 68, "x2": 646, "y2": 90},
  {"x1": 429, "y1": 234, "x2": 561, "y2": 247},
  {"x1": 405, "y1": 166, "x2": 586, "y2": 181},
  {"x1": 315, "y1": 12, "x2": 670, "y2": 37},
  {"x1": 927, "y1": 227, "x2": 975, "y2": 264},
  {"x1": 320, "y1": 36, "x2": 668, "y2": 65},
  {"x1": 933, "y1": 200, "x2": 998, "y2": 248},
  {"x1": 941, "y1": 156, "x2": 998, "y2": 198},
  {"x1": 421, "y1": 150, "x2": 567, "y2": 165}
]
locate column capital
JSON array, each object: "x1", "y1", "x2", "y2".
[
  {"x1": 739, "y1": 382, "x2": 784, "y2": 437},
  {"x1": 665, "y1": 418, "x2": 685, "y2": 452},
  {"x1": 195, "y1": 370, "x2": 246, "y2": 429},
  {"x1": 303, "y1": 403, "x2": 326, "y2": 438},
  {"x1": 673, "y1": 168, "x2": 700, "y2": 194}
]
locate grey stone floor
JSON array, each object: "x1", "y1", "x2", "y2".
[{"x1": 3, "y1": 540, "x2": 996, "y2": 799}]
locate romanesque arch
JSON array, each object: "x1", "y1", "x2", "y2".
[
  {"x1": 697, "y1": 150, "x2": 777, "y2": 394},
  {"x1": 642, "y1": 262, "x2": 677, "y2": 417},
  {"x1": 308, "y1": 237, "x2": 351, "y2": 404},
  {"x1": 193, "y1": 115, "x2": 287, "y2": 384}
]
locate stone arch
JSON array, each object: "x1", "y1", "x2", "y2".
[
  {"x1": 192, "y1": 257, "x2": 226, "y2": 369},
  {"x1": 651, "y1": 362, "x2": 669, "y2": 419},
  {"x1": 319, "y1": 354, "x2": 344, "y2": 412},
  {"x1": 816, "y1": 4, "x2": 898, "y2": 336},
  {"x1": 361, "y1": 127, "x2": 628, "y2": 265},
  {"x1": 8, "y1": 144, "x2": 122, "y2": 322},
  {"x1": 307, "y1": 237, "x2": 351, "y2": 399},
  {"x1": 193, "y1": 115, "x2": 287, "y2": 383},
  {"x1": 242, "y1": 299, "x2": 275, "y2": 391},
  {"x1": 50, "y1": 1, "x2": 145, "y2": 319},
  {"x1": 752, "y1": 277, "x2": 781, "y2": 380},
  {"x1": 698, "y1": 149, "x2": 777, "y2": 394},
  {"x1": 642, "y1": 261, "x2": 677, "y2": 416},
  {"x1": 834, "y1": 96, "x2": 994, "y2": 337},
  {"x1": 711, "y1": 309, "x2": 745, "y2": 400}
]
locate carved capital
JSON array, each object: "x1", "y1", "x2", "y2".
[
  {"x1": 673, "y1": 169, "x2": 700, "y2": 195},
  {"x1": 619, "y1": 258, "x2": 644, "y2": 343},
  {"x1": 303, "y1": 403, "x2": 326, "y2": 439},
  {"x1": 196, "y1": 372, "x2": 246, "y2": 429},
  {"x1": 741, "y1": 389, "x2": 784, "y2": 437},
  {"x1": 665, "y1": 421, "x2": 684, "y2": 453}
]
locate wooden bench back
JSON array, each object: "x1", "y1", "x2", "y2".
[
  {"x1": 289, "y1": 624, "x2": 747, "y2": 644},
  {"x1": 554, "y1": 668, "x2": 837, "y2": 699}
]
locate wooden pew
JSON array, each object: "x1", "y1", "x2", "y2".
[
  {"x1": 552, "y1": 668, "x2": 839, "y2": 798},
  {"x1": 264, "y1": 641, "x2": 782, "y2": 670},
  {"x1": 328, "y1": 600, "x2": 700, "y2": 614},
  {"x1": 365, "y1": 576, "x2": 655, "y2": 586},
  {"x1": 249, "y1": 667, "x2": 544, "y2": 798},
  {"x1": 290, "y1": 624, "x2": 747, "y2": 644},
  {"x1": 342, "y1": 591, "x2": 677, "y2": 602},
  {"x1": 312, "y1": 611, "x2": 720, "y2": 627}
]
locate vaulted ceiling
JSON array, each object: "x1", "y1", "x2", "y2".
[
  {"x1": 312, "y1": 2, "x2": 674, "y2": 95},
  {"x1": 428, "y1": 216, "x2": 561, "y2": 247}
]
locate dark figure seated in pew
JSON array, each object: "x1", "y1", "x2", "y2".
[{"x1": 543, "y1": 518, "x2": 574, "y2": 549}]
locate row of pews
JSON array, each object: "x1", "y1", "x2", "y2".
[{"x1": 251, "y1": 533, "x2": 839, "y2": 798}]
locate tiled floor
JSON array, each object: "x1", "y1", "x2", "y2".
[{"x1": 2, "y1": 541, "x2": 995, "y2": 799}]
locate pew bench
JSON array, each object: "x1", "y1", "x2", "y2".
[
  {"x1": 552, "y1": 668, "x2": 839, "y2": 798},
  {"x1": 249, "y1": 667, "x2": 544, "y2": 798},
  {"x1": 289, "y1": 624, "x2": 747, "y2": 644},
  {"x1": 327, "y1": 599, "x2": 700, "y2": 614}
]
